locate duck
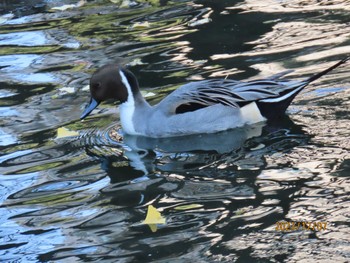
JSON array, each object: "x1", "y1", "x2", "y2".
[{"x1": 81, "y1": 57, "x2": 349, "y2": 138}]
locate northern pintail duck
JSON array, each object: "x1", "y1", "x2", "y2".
[{"x1": 81, "y1": 57, "x2": 349, "y2": 138}]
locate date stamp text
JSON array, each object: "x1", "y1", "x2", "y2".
[{"x1": 275, "y1": 221, "x2": 327, "y2": 231}]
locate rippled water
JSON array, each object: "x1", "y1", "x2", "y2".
[{"x1": 0, "y1": 0, "x2": 349, "y2": 262}]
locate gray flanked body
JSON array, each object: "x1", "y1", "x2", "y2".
[
  {"x1": 132, "y1": 98, "x2": 244, "y2": 137},
  {"x1": 129, "y1": 80, "x2": 266, "y2": 137},
  {"x1": 120, "y1": 77, "x2": 304, "y2": 138},
  {"x1": 81, "y1": 57, "x2": 349, "y2": 138}
]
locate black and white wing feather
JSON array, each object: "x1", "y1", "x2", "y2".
[
  {"x1": 166, "y1": 79, "x2": 303, "y2": 116},
  {"x1": 161, "y1": 56, "x2": 349, "y2": 119}
]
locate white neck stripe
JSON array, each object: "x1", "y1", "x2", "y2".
[
  {"x1": 119, "y1": 70, "x2": 134, "y2": 104},
  {"x1": 119, "y1": 70, "x2": 138, "y2": 135}
]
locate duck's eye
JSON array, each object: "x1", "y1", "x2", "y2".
[{"x1": 92, "y1": 82, "x2": 101, "y2": 90}]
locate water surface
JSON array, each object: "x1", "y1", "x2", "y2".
[{"x1": 0, "y1": 0, "x2": 350, "y2": 262}]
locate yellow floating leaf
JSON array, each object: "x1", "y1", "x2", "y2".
[
  {"x1": 148, "y1": 224, "x2": 158, "y2": 232},
  {"x1": 174, "y1": 204, "x2": 203, "y2": 211},
  {"x1": 56, "y1": 127, "x2": 79, "y2": 139},
  {"x1": 143, "y1": 205, "x2": 166, "y2": 224},
  {"x1": 142, "y1": 205, "x2": 166, "y2": 232}
]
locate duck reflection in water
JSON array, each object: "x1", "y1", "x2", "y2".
[
  {"x1": 84, "y1": 116, "x2": 309, "y2": 206},
  {"x1": 120, "y1": 122, "x2": 265, "y2": 175},
  {"x1": 85, "y1": 116, "x2": 308, "y2": 182}
]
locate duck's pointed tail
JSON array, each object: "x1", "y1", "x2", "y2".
[
  {"x1": 306, "y1": 56, "x2": 349, "y2": 83},
  {"x1": 257, "y1": 56, "x2": 349, "y2": 120}
]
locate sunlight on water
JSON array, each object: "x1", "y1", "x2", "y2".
[{"x1": 0, "y1": 0, "x2": 349, "y2": 262}]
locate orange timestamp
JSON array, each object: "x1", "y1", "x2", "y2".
[{"x1": 275, "y1": 221, "x2": 327, "y2": 231}]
